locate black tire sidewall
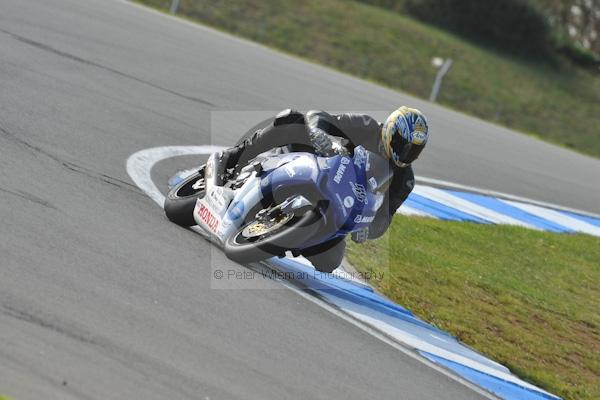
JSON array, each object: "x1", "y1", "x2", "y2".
[{"x1": 163, "y1": 171, "x2": 204, "y2": 226}]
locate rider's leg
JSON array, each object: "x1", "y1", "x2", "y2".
[{"x1": 219, "y1": 109, "x2": 311, "y2": 172}]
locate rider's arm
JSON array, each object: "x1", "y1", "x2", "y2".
[
  {"x1": 330, "y1": 113, "x2": 382, "y2": 153},
  {"x1": 305, "y1": 110, "x2": 353, "y2": 156},
  {"x1": 367, "y1": 165, "x2": 415, "y2": 239},
  {"x1": 305, "y1": 111, "x2": 383, "y2": 156}
]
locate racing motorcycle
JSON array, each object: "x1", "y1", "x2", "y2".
[{"x1": 163, "y1": 145, "x2": 392, "y2": 272}]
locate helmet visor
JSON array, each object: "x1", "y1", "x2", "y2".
[{"x1": 392, "y1": 135, "x2": 425, "y2": 166}]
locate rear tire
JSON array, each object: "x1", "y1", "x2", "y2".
[
  {"x1": 164, "y1": 169, "x2": 205, "y2": 227},
  {"x1": 225, "y1": 210, "x2": 322, "y2": 264}
]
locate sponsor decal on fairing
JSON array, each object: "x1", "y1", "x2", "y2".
[
  {"x1": 334, "y1": 156, "x2": 351, "y2": 184},
  {"x1": 207, "y1": 187, "x2": 226, "y2": 210},
  {"x1": 343, "y1": 196, "x2": 354, "y2": 208},
  {"x1": 350, "y1": 182, "x2": 368, "y2": 204},
  {"x1": 197, "y1": 203, "x2": 220, "y2": 233},
  {"x1": 354, "y1": 214, "x2": 375, "y2": 224}
]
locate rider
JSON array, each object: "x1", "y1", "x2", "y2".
[{"x1": 217, "y1": 107, "x2": 429, "y2": 272}]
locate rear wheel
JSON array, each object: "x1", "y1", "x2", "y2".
[
  {"x1": 225, "y1": 204, "x2": 322, "y2": 264},
  {"x1": 164, "y1": 167, "x2": 205, "y2": 226}
]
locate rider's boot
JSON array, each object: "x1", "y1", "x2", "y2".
[{"x1": 302, "y1": 236, "x2": 346, "y2": 273}]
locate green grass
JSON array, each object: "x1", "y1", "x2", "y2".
[
  {"x1": 346, "y1": 216, "x2": 600, "y2": 400},
  {"x1": 137, "y1": 0, "x2": 600, "y2": 158}
]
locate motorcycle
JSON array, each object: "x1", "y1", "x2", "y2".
[{"x1": 163, "y1": 145, "x2": 392, "y2": 272}]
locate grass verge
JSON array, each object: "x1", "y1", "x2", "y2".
[
  {"x1": 347, "y1": 216, "x2": 600, "y2": 400},
  {"x1": 137, "y1": 0, "x2": 600, "y2": 158}
]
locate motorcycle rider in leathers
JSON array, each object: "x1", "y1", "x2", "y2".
[{"x1": 216, "y1": 106, "x2": 429, "y2": 272}]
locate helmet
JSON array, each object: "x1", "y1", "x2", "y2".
[{"x1": 381, "y1": 106, "x2": 429, "y2": 167}]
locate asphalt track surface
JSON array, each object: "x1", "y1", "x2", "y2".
[{"x1": 0, "y1": 0, "x2": 597, "y2": 399}]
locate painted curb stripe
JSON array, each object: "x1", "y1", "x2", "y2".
[
  {"x1": 420, "y1": 352, "x2": 559, "y2": 400},
  {"x1": 403, "y1": 193, "x2": 490, "y2": 223},
  {"x1": 559, "y1": 210, "x2": 600, "y2": 229},
  {"x1": 271, "y1": 259, "x2": 414, "y2": 317},
  {"x1": 413, "y1": 186, "x2": 537, "y2": 229},
  {"x1": 446, "y1": 190, "x2": 575, "y2": 233},
  {"x1": 501, "y1": 200, "x2": 600, "y2": 237}
]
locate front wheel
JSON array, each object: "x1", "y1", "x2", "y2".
[
  {"x1": 164, "y1": 168, "x2": 205, "y2": 226},
  {"x1": 225, "y1": 208, "x2": 322, "y2": 264}
]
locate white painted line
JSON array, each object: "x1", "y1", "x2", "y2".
[
  {"x1": 413, "y1": 186, "x2": 538, "y2": 229},
  {"x1": 502, "y1": 200, "x2": 600, "y2": 237}
]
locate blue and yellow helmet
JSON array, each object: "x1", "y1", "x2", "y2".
[{"x1": 381, "y1": 106, "x2": 429, "y2": 167}]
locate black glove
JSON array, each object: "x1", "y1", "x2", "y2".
[{"x1": 308, "y1": 127, "x2": 336, "y2": 157}]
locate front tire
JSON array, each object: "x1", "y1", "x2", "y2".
[
  {"x1": 225, "y1": 209, "x2": 322, "y2": 264},
  {"x1": 164, "y1": 168, "x2": 205, "y2": 226}
]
